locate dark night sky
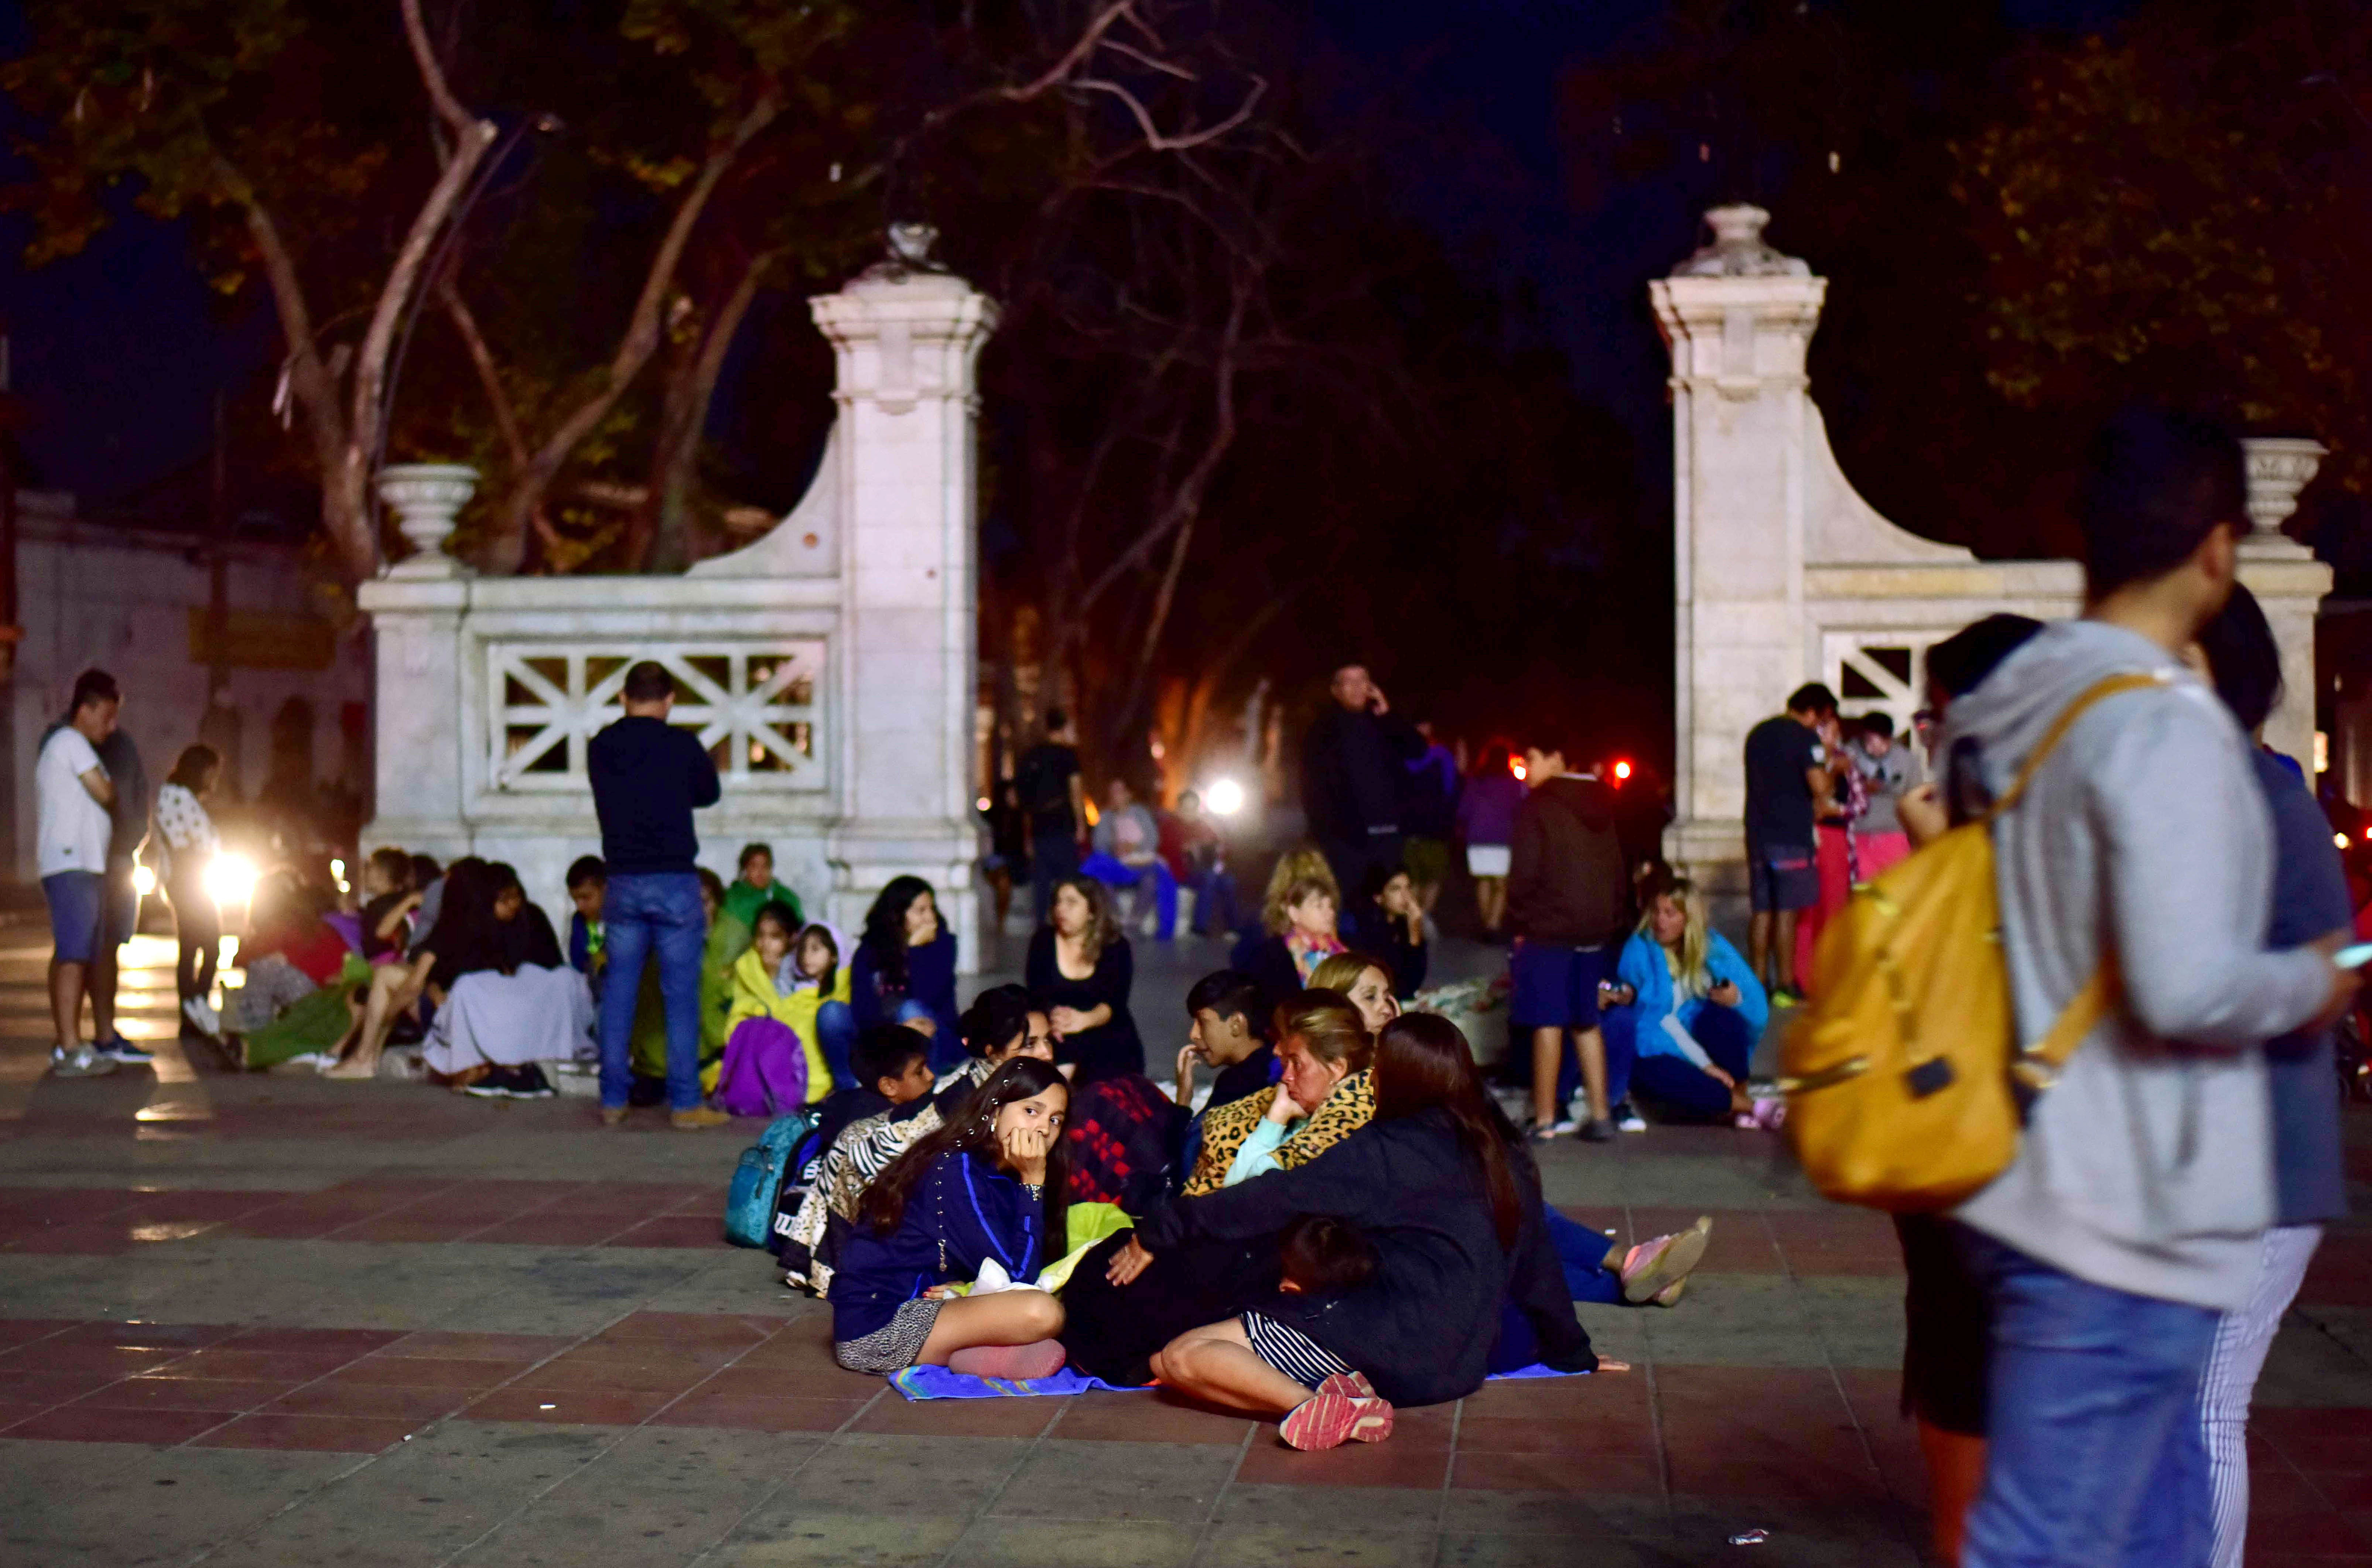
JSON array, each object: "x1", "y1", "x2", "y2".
[{"x1": 0, "y1": 0, "x2": 2142, "y2": 513}]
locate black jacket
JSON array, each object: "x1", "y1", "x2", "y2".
[
  {"x1": 1135, "y1": 1106, "x2": 1595, "y2": 1406},
  {"x1": 1301, "y1": 706, "x2": 1423, "y2": 846},
  {"x1": 1505, "y1": 774, "x2": 1629, "y2": 946},
  {"x1": 588, "y1": 715, "x2": 722, "y2": 875}
]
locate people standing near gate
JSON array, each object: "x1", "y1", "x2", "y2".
[
  {"x1": 37, "y1": 670, "x2": 124, "y2": 1076},
  {"x1": 1301, "y1": 662, "x2": 1423, "y2": 910},
  {"x1": 1507, "y1": 727, "x2": 1630, "y2": 1142},
  {"x1": 155, "y1": 744, "x2": 225, "y2": 1040},
  {"x1": 89, "y1": 700, "x2": 153, "y2": 1065},
  {"x1": 1015, "y1": 711, "x2": 1084, "y2": 924},
  {"x1": 588, "y1": 661, "x2": 727, "y2": 1129},
  {"x1": 1847, "y1": 713, "x2": 1914, "y2": 884},
  {"x1": 1942, "y1": 410, "x2": 2359, "y2": 1568},
  {"x1": 1741, "y1": 683, "x2": 1839, "y2": 1007}
]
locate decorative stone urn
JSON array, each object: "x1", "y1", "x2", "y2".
[
  {"x1": 376, "y1": 463, "x2": 480, "y2": 578},
  {"x1": 2241, "y1": 438, "x2": 2326, "y2": 541}
]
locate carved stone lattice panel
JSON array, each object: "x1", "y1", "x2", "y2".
[
  {"x1": 1819, "y1": 630, "x2": 1952, "y2": 742},
  {"x1": 485, "y1": 641, "x2": 825, "y2": 793}
]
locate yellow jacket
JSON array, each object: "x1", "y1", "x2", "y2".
[{"x1": 724, "y1": 948, "x2": 846, "y2": 1105}]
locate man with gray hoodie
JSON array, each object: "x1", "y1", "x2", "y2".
[{"x1": 1942, "y1": 410, "x2": 2358, "y2": 1568}]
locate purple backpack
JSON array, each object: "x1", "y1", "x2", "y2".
[{"x1": 716, "y1": 1017, "x2": 809, "y2": 1118}]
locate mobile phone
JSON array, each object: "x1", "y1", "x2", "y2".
[{"x1": 2337, "y1": 942, "x2": 2372, "y2": 971}]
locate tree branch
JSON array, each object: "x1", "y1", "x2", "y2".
[
  {"x1": 438, "y1": 276, "x2": 527, "y2": 474},
  {"x1": 401, "y1": 0, "x2": 478, "y2": 140}
]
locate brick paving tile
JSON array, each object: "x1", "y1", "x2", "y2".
[
  {"x1": 0, "y1": 1369, "x2": 122, "y2": 1406},
  {"x1": 0, "y1": 1317, "x2": 81, "y2": 1346},
  {"x1": 370, "y1": 1330, "x2": 572, "y2": 1362},
  {"x1": 674, "y1": 1363, "x2": 879, "y2": 1401},
  {"x1": 0, "y1": 1222, "x2": 137, "y2": 1253},
  {"x1": 266, "y1": 1382, "x2": 472, "y2": 1421},
  {"x1": 0, "y1": 1341, "x2": 186, "y2": 1376},
  {"x1": 597, "y1": 1309, "x2": 783, "y2": 1343},
  {"x1": 855, "y1": 1394, "x2": 1064, "y2": 1438},
  {"x1": 56, "y1": 1319, "x2": 244, "y2": 1349},
  {"x1": 1234, "y1": 1437, "x2": 1452, "y2": 1489},
  {"x1": 2253, "y1": 1512, "x2": 2372, "y2": 1554},
  {"x1": 188, "y1": 1412, "x2": 418, "y2": 1452},
  {"x1": 155, "y1": 1348, "x2": 359, "y2": 1383},
  {"x1": 1054, "y1": 1391, "x2": 1251, "y2": 1444},
  {"x1": 1456, "y1": 1415, "x2": 1657, "y2": 1456},
  {"x1": 4, "y1": 1404, "x2": 233, "y2": 1445},
  {"x1": 1449, "y1": 1451, "x2": 1660, "y2": 1493},
  {"x1": 79, "y1": 1376, "x2": 296, "y2": 1413},
  {"x1": 601, "y1": 1215, "x2": 725, "y2": 1248},
  {"x1": 223, "y1": 1326, "x2": 408, "y2": 1355},
  {"x1": 512, "y1": 1357, "x2": 719, "y2": 1394},
  {"x1": 462, "y1": 1213, "x2": 638, "y2": 1246},
  {"x1": 462, "y1": 1385, "x2": 680, "y2": 1424},
  {"x1": 322, "y1": 1355, "x2": 522, "y2": 1389},
  {"x1": 650, "y1": 1392, "x2": 869, "y2": 1433}
]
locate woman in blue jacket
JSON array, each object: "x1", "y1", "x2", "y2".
[
  {"x1": 850, "y1": 876, "x2": 964, "y2": 1069},
  {"x1": 1602, "y1": 879, "x2": 1775, "y2": 1126},
  {"x1": 830, "y1": 1057, "x2": 1071, "y2": 1380}
]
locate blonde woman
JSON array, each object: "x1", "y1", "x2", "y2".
[
  {"x1": 1600, "y1": 879, "x2": 1775, "y2": 1126},
  {"x1": 1309, "y1": 950, "x2": 1402, "y2": 1035},
  {"x1": 1245, "y1": 867, "x2": 1347, "y2": 1006},
  {"x1": 1026, "y1": 875, "x2": 1144, "y2": 1083},
  {"x1": 1185, "y1": 991, "x2": 1375, "y2": 1194}
]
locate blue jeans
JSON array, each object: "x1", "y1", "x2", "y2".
[
  {"x1": 1545, "y1": 1208, "x2": 1625, "y2": 1305},
  {"x1": 814, "y1": 999, "x2": 857, "y2": 1091},
  {"x1": 599, "y1": 872, "x2": 707, "y2": 1112},
  {"x1": 1956, "y1": 1226, "x2": 2219, "y2": 1568}
]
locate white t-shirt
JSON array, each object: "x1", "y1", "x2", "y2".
[{"x1": 35, "y1": 726, "x2": 111, "y2": 879}]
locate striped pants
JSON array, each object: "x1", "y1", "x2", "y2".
[{"x1": 2202, "y1": 1224, "x2": 2323, "y2": 1568}]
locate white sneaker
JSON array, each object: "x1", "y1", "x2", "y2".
[
  {"x1": 50, "y1": 1045, "x2": 119, "y2": 1078},
  {"x1": 182, "y1": 996, "x2": 222, "y2": 1040},
  {"x1": 1617, "y1": 1106, "x2": 1648, "y2": 1134}
]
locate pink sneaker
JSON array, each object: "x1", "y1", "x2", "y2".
[{"x1": 1280, "y1": 1383, "x2": 1396, "y2": 1450}]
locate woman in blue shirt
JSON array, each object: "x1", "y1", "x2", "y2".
[
  {"x1": 831, "y1": 1057, "x2": 1071, "y2": 1380},
  {"x1": 850, "y1": 876, "x2": 964, "y2": 1070},
  {"x1": 1602, "y1": 879, "x2": 1775, "y2": 1125}
]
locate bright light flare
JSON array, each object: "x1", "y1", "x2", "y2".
[
  {"x1": 1612, "y1": 760, "x2": 1634, "y2": 782},
  {"x1": 2338, "y1": 833, "x2": 2352, "y2": 850},
  {"x1": 1510, "y1": 758, "x2": 1528, "y2": 782},
  {"x1": 131, "y1": 864, "x2": 156, "y2": 897},
  {"x1": 203, "y1": 853, "x2": 258, "y2": 907},
  {"x1": 1205, "y1": 778, "x2": 1246, "y2": 816}
]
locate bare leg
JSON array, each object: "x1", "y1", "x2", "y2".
[
  {"x1": 90, "y1": 945, "x2": 118, "y2": 1044},
  {"x1": 1530, "y1": 1026, "x2": 1568, "y2": 1128},
  {"x1": 913, "y1": 1291, "x2": 1064, "y2": 1365},
  {"x1": 1573, "y1": 1025, "x2": 1610, "y2": 1123},
  {"x1": 1749, "y1": 910, "x2": 1775, "y2": 988},
  {"x1": 1152, "y1": 1318, "x2": 1313, "y2": 1418},
  {"x1": 325, "y1": 961, "x2": 425, "y2": 1078},
  {"x1": 1477, "y1": 877, "x2": 1505, "y2": 934},
  {"x1": 1773, "y1": 910, "x2": 1799, "y2": 995},
  {"x1": 49, "y1": 959, "x2": 87, "y2": 1054}
]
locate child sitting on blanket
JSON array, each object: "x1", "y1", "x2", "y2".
[{"x1": 830, "y1": 1057, "x2": 1072, "y2": 1380}]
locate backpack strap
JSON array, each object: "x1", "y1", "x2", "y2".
[
  {"x1": 1984, "y1": 671, "x2": 2163, "y2": 1087},
  {"x1": 1983, "y1": 671, "x2": 2170, "y2": 821}
]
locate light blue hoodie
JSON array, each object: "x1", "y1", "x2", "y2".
[{"x1": 1944, "y1": 619, "x2": 2332, "y2": 1310}]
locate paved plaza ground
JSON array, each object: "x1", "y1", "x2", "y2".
[{"x1": 4, "y1": 926, "x2": 2372, "y2": 1566}]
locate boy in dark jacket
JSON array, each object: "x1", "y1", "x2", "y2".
[
  {"x1": 1507, "y1": 728, "x2": 1630, "y2": 1141},
  {"x1": 807, "y1": 1025, "x2": 935, "y2": 1160}
]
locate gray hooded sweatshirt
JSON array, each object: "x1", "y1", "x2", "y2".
[{"x1": 1945, "y1": 619, "x2": 2332, "y2": 1311}]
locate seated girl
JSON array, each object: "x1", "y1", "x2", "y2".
[
  {"x1": 721, "y1": 906, "x2": 844, "y2": 1107},
  {"x1": 781, "y1": 988, "x2": 1056, "y2": 1293},
  {"x1": 850, "y1": 876, "x2": 962, "y2": 1070},
  {"x1": 1357, "y1": 867, "x2": 1429, "y2": 1000},
  {"x1": 420, "y1": 863, "x2": 589, "y2": 1098},
  {"x1": 1115, "y1": 1014, "x2": 1602, "y2": 1449},
  {"x1": 326, "y1": 858, "x2": 493, "y2": 1079},
  {"x1": 831, "y1": 1057, "x2": 1071, "y2": 1380},
  {"x1": 227, "y1": 874, "x2": 373, "y2": 1070},
  {"x1": 1187, "y1": 991, "x2": 1374, "y2": 1194},
  {"x1": 1601, "y1": 878, "x2": 1776, "y2": 1128}
]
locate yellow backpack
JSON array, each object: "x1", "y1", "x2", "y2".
[{"x1": 1778, "y1": 672, "x2": 2161, "y2": 1212}]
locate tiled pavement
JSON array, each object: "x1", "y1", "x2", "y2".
[{"x1": 5, "y1": 932, "x2": 2372, "y2": 1564}]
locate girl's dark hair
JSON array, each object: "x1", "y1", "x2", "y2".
[
  {"x1": 751, "y1": 903, "x2": 800, "y2": 944},
  {"x1": 488, "y1": 862, "x2": 525, "y2": 905},
  {"x1": 861, "y1": 875, "x2": 936, "y2": 993},
  {"x1": 796, "y1": 923, "x2": 839, "y2": 998},
  {"x1": 961, "y1": 983, "x2": 1033, "y2": 1060},
  {"x1": 2196, "y1": 582, "x2": 2284, "y2": 736},
  {"x1": 1371, "y1": 1014, "x2": 1523, "y2": 1249},
  {"x1": 695, "y1": 866, "x2": 727, "y2": 910},
  {"x1": 418, "y1": 857, "x2": 494, "y2": 959},
  {"x1": 166, "y1": 744, "x2": 221, "y2": 791},
  {"x1": 367, "y1": 846, "x2": 413, "y2": 894},
  {"x1": 859, "y1": 1057, "x2": 1070, "y2": 1242},
  {"x1": 411, "y1": 853, "x2": 443, "y2": 887}
]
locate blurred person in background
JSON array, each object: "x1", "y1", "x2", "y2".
[
  {"x1": 1456, "y1": 740, "x2": 1525, "y2": 940},
  {"x1": 1015, "y1": 711, "x2": 1084, "y2": 924},
  {"x1": 1942, "y1": 410, "x2": 2359, "y2": 1568},
  {"x1": 1741, "y1": 683, "x2": 1839, "y2": 1007},
  {"x1": 89, "y1": 688, "x2": 152, "y2": 1066},
  {"x1": 1848, "y1": 713, "x2": 1914, "y2": 883},
  {"x1": 1401, "y1": 719, "x2": 1460, "y2": 916},
  {"x1": 1507, "y1": 726, "x2": 1628, "y2": 1143},
  {"x1": 1302, "y1": 662, "x2": 1423, "y2": 905},
  {"x1": 155, "y1": 744, "x2": 225, "y2": 1040}
]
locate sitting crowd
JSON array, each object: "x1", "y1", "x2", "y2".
[{"x1": 749, "y1": 933, "x2": 1720, "y2": 1452}]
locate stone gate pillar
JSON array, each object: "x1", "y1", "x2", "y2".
[
  {"x1": 809, "y1": 232, "x2": 999, "y2": 972},
  {"x1": 2237, "y1": 439, "x2": 2333, "y2": 776},
  {"x1": 1648, "y1": 206, "x2": 1827, "y2": 888}
]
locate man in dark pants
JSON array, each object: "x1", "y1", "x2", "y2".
[
  {"x1": 1742, "y1": 682, "x2": 1839, "y2": 1007},
  {"x1": 1301, "y1": 662, "x2": 1423, "y2": 913},
  {"x1": 90, "y1": 715, "x2": 153, "y2": 1065},
  {"x1": 1507, "y1": 728, "x2": 1630, "y2": 1142},
  {"x1": 589, "y1": 662, "x2": 725, "y2": 1129},
  {"x1": 1015, "y1": 710, "x2": 1084, "y2": 924}
]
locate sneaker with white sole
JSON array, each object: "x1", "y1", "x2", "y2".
[
  {"x1": 50, "y1": 1045, "x2": 119, "y2": 1078},
  {"x1": 1613, "y1": 1101, "x2": 1648, "y2": 1134},
  {"x1": 97, "y1": 1037, "x2": 154, "y2": 1065},
  {"x1": 1620, "y1": 1215, "x2": 1713, "y2": 1303},
  {"x1": 181, "y1": 997, "x2": 222, "y2": 1040}
]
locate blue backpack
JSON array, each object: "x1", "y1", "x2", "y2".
[{"x1": 725, "y1": 1110, "x2": 818, "y2": 1249}]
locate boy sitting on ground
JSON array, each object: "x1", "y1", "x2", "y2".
[
  {"x1": 808, "y1": 1025, "x2": 935, "y2": 1163},
  {"x1": 1175, "y1": 969, "x2": 1275, "y2": 1112}
]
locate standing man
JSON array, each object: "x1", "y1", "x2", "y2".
[
  {"x1": 1015, "y1": 710, "x2": 1084, "y2": 924},
  {"x1": 588, "y1": 661, "x2": 726, "y2": 1129},
  {"x1": 1742, "y1": 682, "x2": 1839, "y2": 1007},
  {"x1": 1944, "y1": 410, "x2": 2359, "y2": 1568},
  {"x1": 37, "y1": 670, "x2": 123, "y2": 1077},
  {"x1": 1301, "y1": 662, "x2": 1423, "y2": 910},
  {"x1": 89, "y1": 704, "x2": 153, "y2": 1065},
  {"x1": 1507, "y1": 727, "x2": 1630, "y2": 1142}
]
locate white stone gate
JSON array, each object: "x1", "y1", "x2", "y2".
[
  {"x1": 1652, "y1": 206, "x2": 2330, "y2": 891},
  {"x1": 361, "y1": 241, "x2": 997, "y2": 970}
]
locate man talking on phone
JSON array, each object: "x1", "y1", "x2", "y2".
[{"x1": 1302, "y1": 662, "x2": 1424, "y2": 912}]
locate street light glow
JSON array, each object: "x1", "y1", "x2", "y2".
[
  {"x1": 1206, "y1": 778, "x2": 1246, "y2": 816},
  {"x1": 204, "y1": 854, "x2": 259, "y2": 907}
]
